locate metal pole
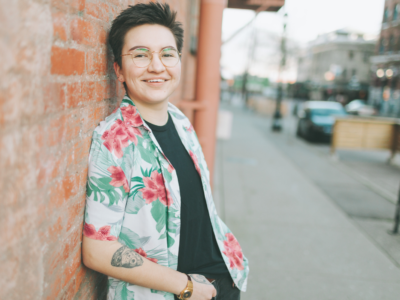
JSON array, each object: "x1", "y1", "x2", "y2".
[
  {"x1": 388, "y1": 183, "x2": 400, "y2": 235},
  {"x1": 272, "y1": 13, "x2": 287, "y2": 132}
]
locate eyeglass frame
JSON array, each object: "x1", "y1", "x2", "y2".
[{"x1": 121, "y1": 48, "x2": 182, "y2": 68}]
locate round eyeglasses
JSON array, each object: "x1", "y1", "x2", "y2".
[{"x1": 121, "y1": 48, "x2": 181, "y2": 68}]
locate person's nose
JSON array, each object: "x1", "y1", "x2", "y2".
[{"x1": 147, "y1": 52, "x2": 166, "y2": 73}]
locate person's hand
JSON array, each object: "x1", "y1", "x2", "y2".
[{"x1": 188, "y1": 274, "x2": 217, "y2": 300}]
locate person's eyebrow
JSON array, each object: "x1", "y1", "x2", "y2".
[
  {"x1": 161, "y1": 46, "x2": 178, "y2": 51},
  {"x1": 127, "y1": 46, "x2": 150, "y2": 52},
  {"x1": 127, "y1": 46, "x2": 178, "y2": 52}
]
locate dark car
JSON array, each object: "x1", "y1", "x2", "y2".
[{"x1": 296, "y1": 101, "x2": 347, "y2": 141}]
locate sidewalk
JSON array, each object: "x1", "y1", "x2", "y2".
[{"x1": 213, "y1": 106, "x2": 400, "y2": 300}]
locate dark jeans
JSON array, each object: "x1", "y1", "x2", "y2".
[{"x1": 211, "y1": 276, "x2": 240, "y2": 300}]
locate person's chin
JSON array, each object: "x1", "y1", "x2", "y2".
[{"x1": 144, "y1": 92, "x2": 171, "y2": 104}]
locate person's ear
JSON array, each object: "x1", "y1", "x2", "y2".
[{"x1": 114, "y1": 62, "x2": 125, "y2": 83}]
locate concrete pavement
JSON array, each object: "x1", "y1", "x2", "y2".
[{"x1": 213, "y1": 105, "x2": 400, "y2": 300}]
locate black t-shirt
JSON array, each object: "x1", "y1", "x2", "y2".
[{"x1": 145, "y1": 114, "x2": 229, "y2": 279}]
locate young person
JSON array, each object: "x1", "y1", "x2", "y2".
[{"x1": 82, "y1": 3, "x2": 249, "y2": 300}]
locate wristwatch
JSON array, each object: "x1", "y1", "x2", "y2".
[{"x1": 177, "y1": 274, "x2": 193, "y2": 299}]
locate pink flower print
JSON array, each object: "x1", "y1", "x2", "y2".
[
  {"x1": 140, "y1": 171, "x2": 172, "y2": 207},
  {"x1": 134, "y1": 248, "x2": 158, "y2": 263},
  {"x1": 108, "y1": 166, "x2": 129, "y2": 193},
  {"x1": 167, "y1": 164, "x2": 174, "y2": 173},
  {"x1": 83, "y1": 223, "x2": 117, "y2": 241},
  {"x1": 121, "y1": 105, "x2": 143, "y2": 127},
  {"x1": 189, "y1": 150, "x2": 201, "y2": 175},
  {"x1": 185, "y1": 124, "x2": 194, "y2": 133},
  {"x1": 102, "y1": 119, "x2": 142, "y2": 158},
  {"x1": 222, "y1": 233, "x2": 244, "y2": 271}
]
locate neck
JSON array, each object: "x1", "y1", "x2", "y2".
[{"x1": 128, "y1": 94, "x2": 169, "y2": 126}]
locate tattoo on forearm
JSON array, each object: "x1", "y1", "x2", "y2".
[
  {"x1": 111, "y1": 246, "x2": 143, "y2": 268},
  {"x1": 189, "y1": 274, "x2": 212, "y2": 285}
]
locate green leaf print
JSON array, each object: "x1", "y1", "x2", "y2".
[
  {"x1": 119, "y1": 227, "x2": 142, "y2": 249},
  {"x1": 125, "y1": 191, "x2": 146, "y2": 214},
  {"x1": 116, "y1": 283, "x2": 135, "y2": 299},
  {"x1": 167, "y1": 232, "x2": 175, "y2": 247},
  {"x1": 162, "y1": 166, "x2": 172, "y2": 183},
  {"x1": 88, "y1": 176, "x2": 124, "y2": 206},
  {"x1": 151, "y1": 200, "x2": 166, "y2": 233}
]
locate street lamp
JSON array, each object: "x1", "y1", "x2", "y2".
[{"x1": 272, "y1": 13, "x2": 287, "y2": 132}]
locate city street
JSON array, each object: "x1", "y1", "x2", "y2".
[{"x1": 213, "y1": 101, "x2": 400, "y2": 300}]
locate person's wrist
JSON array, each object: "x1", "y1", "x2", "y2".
[{"x1": 174, "y1": 272, "x2": 189, "y2": 295}]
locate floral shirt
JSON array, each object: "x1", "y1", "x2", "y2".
[{"x1": 83, "y1": 95, "x2": 249, "y2": 299}]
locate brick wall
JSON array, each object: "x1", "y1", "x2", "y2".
[{"x1": 0, "y1": 0, "x2": 195, "y2": 299}]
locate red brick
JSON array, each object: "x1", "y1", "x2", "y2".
[
  {"x1": 98, "y1": 24, "x2": 108, "y2": 44},
  {"x1": 48, "y1": 217, "x2": 64, "y2": 242},
  {"x1": 70, "y1": 17, "x2": 96, "y2": 46},
  {"x1": 52, "y1": 11, "x2": 68, "y2": 41},
  {"x1": 86, "y1": 1, "x2": 110, "y2": 22},
  {"x1": 59, "y1": 278, "x2": 76, "y2": 300},
  {"x1": 81, "y1": 105, "x2": 104, "y2": 133},
  {"x1": 66, "y1": 195, "x2": 85, "y2": 231},
  {"x1": 63, "y1": 248, "x2": 82, "y2": 288},
  {"x1": 70, "y1": 0, "x2": 86, "y2": 12},
  {"x1": 86, "y1": 50, "x2": 107, "y2": 76},
  {"x1": 36, "y1": 151, "x2": 66, "y2": 188},
  {"x1": 67, "y1": 82, "x2": 83, "y2": 108},
  {"x1": 51, "y1": 0, "x2": 69, "y2": 13},
  {"x1": 43, "y1": 82, "x2": 66, "y2": 113},
  {"x1": 62, "y1": 225, "x2": 82, "y2": 261},
  {"x1": 51, "y1": 46, "x2": 85, "y2": 76},
  {"x1": 83, "y1": 81, "x2": 96, "y2": 101},
  {"x1": 67, "y1": 136, "x2": 91, "y2": 166},
  {"x1": 45, "y1": 275, "x2": 62, "y2": 300},
  {"x1": 95, "y1": 80, "x2": 107, "y2": 102},
  {"x1": 74, "y1": 266, "x2": 87, "y2": 293},
  {"x1": 65, "y1": 114, "x2": 81, "y2": 142},
  {"x1": 47, "y1": 115, "x2": 67, "y2": 147}
]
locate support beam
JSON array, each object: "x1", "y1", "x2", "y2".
[{"x1": 193, "y1": 0, "x2": 226, "y2": 182}]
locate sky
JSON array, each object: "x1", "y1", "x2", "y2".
[{"x1": 221, "y1": 0, "x2": 385, "y2": 82}]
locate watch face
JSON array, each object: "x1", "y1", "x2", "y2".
[{"x1": 183, "y1": 291, "x2": 192, "y2": 298}]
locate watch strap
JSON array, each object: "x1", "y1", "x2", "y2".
[{"x1": 177, "y1": 274, "x2": 193, "y2": 299}]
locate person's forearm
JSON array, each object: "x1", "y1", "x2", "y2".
[{"x1": 82, "y1": 236, "x2": 187, "y2": 295}]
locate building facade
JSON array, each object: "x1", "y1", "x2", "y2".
[
  {"x1": 297, "y1": 29, "x2": 375, "y2": 102},
  {"x1": 369, "y1": 0, "x2": 400, "y2": 117}
]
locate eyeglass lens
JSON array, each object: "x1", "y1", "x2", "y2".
[{"x1": 131, "y1": 48, "x2": 179, "y2": 67}]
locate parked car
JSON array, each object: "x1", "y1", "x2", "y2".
[
  {"x1": 345, "y1": 99, "x2": 376, "y2": 116},
  {"x1": 296, "y1": 101, "x2": 347, "y2": 141}
]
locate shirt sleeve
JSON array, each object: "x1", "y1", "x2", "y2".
[{"x1": 83, "y1": 135, "x2": 130, "y2": 241}]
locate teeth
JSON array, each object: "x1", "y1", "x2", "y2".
[{"x1": 147, "y1": 79, "x2": 164, "y2": 83}]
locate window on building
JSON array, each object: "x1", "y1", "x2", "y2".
[
  {"x1": 394, "y1": 4, "x2": 400, "y2": 21},
  {"x1": 384, "y1": 7, "x2": 390, "y2": 22},
  {"x1": 348, "y1": 50, "x2": 354, "y2": 60},
  {"x1": 379, "y1": 38, "x2": 385, "y2": 54}
]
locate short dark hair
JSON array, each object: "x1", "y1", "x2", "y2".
[{"x1": 109, "y1": 2, "x2": 184, "y2": 67}]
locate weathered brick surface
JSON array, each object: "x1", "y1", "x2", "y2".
[{"x1": 0, "y1": 0, "x2": 196, "y2": 299}]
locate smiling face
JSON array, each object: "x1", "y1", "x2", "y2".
[{"x1": 114, "y1": 24, "x2": 181, "y2": 107}]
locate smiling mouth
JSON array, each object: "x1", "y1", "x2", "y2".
[{"x1": 143, "y1": 79, "x2": 168, "y2": 83}]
